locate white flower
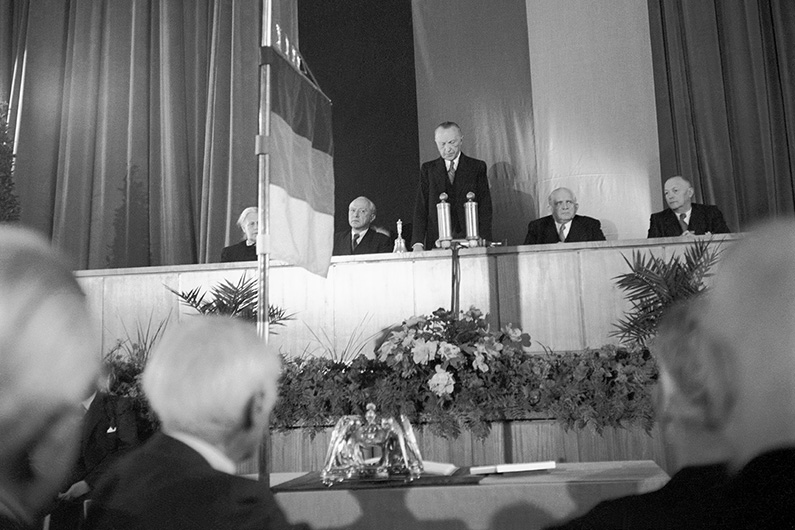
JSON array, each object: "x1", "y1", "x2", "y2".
[
  {"x1": 412, "y1": 339, "x2": 437, "y2": 365},
  {"x1": 473, "y1": 351, "x2": 489, "y2": 372},
  {"x1": 376, "y1": 340, "x2": 395, "y2": 361},
  {"x1": 503, "y1": 324, "x2": 523, "y2": 342},
  {"x1": 438, "y1": 341, "x2": 461, "y2": 361},
  {"x1": 401, "y1": 329, "x2": 417, "y2": 348},
  {"x1": 429, "y1": 365, "x2": 455, "y2": 396}
]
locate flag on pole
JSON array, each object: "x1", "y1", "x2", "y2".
[{"x1": 264, "y1": 48, "x2": 334, "y2": 277}]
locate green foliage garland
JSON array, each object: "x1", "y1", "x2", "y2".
[{"x1": 272, "y1": 308, "x2": 658, "y2": 440}]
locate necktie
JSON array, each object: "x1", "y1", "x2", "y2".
[
  {"x1": 558, "y1": 223, "x2": 567, "y2": 242},
  {"x1": 678, "y1": 213, "x2": 688, "y2": 233},
  {"x1": 351, "y1": 233, "x2": 360, "y2": 252},
  {"x1": 447, "y1": 162, "x2": 455, "y2": 184}
]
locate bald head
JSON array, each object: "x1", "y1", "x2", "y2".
[
  {"x1": 702, "y1": 220, "x2": 795, "y2": 468},
  {"x1": 548, "y1": 188, "x2": 578, "y2": 223},
  {"x1": 663, "y1": 176, "x2": 694, "y2": 214}
]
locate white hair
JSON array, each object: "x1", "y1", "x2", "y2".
[
  {"x1": 236, "y1": 207, "x2": 260, "y2": 232},
  {"x1": 0, "y1": 226, "x2": 98, "y2": 422},
  {"x1": 142, "y1": 316, "x2": 281, "y2": 446},
  {"x1": 703, "y1": 219, "x2": 795, "y2": 469}
]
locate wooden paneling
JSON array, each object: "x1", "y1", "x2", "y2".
[{"x1": 76, "y1": 235, "x2": 739, "y2": 358}]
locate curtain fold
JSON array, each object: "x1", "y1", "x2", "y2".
[
  {"x1": 649, "y1": 0, "x2": 795, "y2": 230},
  {"x1": 3, "y1": 0, "x2": 260, "y2": 269}
]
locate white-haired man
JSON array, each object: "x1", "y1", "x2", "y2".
[
  {"x1": 699, "y1": 220, "x2": 795, "y2": 528},
  {"x1": 84, "y1": 317, "x2": 309, "y2": 530},
  {"x1": 221, "y1": 207, "x2": 259, "y2": 262},
  {"x1": 523, "y1": 187, "x2": 606, "y2": 245},
  {"x1": 0, "y1": 227, "x2": 100, "y2": 530}
]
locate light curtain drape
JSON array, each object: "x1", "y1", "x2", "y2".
[
  {"x1": 649, "y1": 0, "x2": 795, "y2": 230},
  {"x1": 1, "y1": 0, "x2": 261, "y2": 268},
  {"x1": 412, "y1": 0, "x2": 537, "y2": 246}
]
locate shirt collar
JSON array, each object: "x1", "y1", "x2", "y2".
[
  {"x1": 165, "y1": 431, "x2": 237, "y2": 475},
  {"x1": 446, "y1": 153, "x2": 461, "y2": 171}
]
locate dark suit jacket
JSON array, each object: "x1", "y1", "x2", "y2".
[
  {"x1": 70, "y1": 393, "x2": 140, "y2": 489},
  {"x1": 220, "y1": 240, "x2": 256, "y2": 262},
  {"x1": 49, "y1": 393, "x2": 139, "y2": 530},
  {"x1": 411, "y1": 153, "x2": 492, "y2": 248},
  {"x1": 84, "y1": 433, "x2": 308, "y2": 530},
  {"x1": 545, "y1": 463, "x2": 730, "y2": 530},
  {"x1": 647, "y1": 203, "x2": 730, "y2": 238},
  {"x1": 524, "y1": 215, "x2": 606, "y2": 245},
  {"x1": 332, "y1": 228, "x2": 392, "y2": 256}
]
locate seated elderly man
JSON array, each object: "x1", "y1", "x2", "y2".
[
  {"x1": 647, "y1": 176, "x2": 730, "y2": 237},
  {"x1": 546, "y1": 299, "x2": 732, "y2": 529},
  {"x1": 0, "y1": 227, "x2": 99, "y2": 530},
  {"x1": 221, "y1": 207, "x2": 259, "y2": 262},
  {"x1": 84, "y1": 317, "x2": 309, "y2": 530},
  {"x1": 524, "y1": 188, "x2": 605, "y2": 245},
  {"x1": 332, "y1": 196, "x2": 392, "y2": 256}
]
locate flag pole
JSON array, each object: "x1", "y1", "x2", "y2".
[{"x1": 256, "y1": 0, "x2": 273, "y2": 479}]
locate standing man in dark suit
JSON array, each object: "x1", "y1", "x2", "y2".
[
  {"x1": 647, "y1": 176, "x2": 730, "y2": 238},
  {"x1": 48, "y1": 389, "x2": 139, "y2": 530},
  {"x1": 411, "y1": 122, "x2": 492, "y2": 250},
  {"x1": 524, "y1": 188, "x2": 605, "y2": 245},
  {"x1": 332, "y1": 196, "x2": 392, "y2": 256},
  {"x1": 84, "y1": 317, "x2": 309, "y2": 530}
]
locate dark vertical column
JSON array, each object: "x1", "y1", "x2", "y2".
[{"x1": 298, "y1": 0, "x2": 419, "y2": 235}]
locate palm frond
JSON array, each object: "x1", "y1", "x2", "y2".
[
  {"x1": 611, "y1": 239, "x2": 719, "y2": 345},
  {"x1": 166, "y1": 273, "x2": 293, "y2": 331}
]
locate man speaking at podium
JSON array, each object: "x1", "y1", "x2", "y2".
[{"x1": 411, "y1": 122, "x2": 492, "y2": 250}]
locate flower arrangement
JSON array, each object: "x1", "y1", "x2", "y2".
[{"x1": 272, "y1": 307, "x2": 658, "y2": 440}]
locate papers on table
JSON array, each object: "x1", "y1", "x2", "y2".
[
  {"x1": 469, "y1": 460, "x2": 556, "y2": 475},
  {"x1": 422, "y1": 461, "x2": 459, "y2": 476}
]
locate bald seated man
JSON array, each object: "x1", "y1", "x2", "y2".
[
  {"x1": 332, "y1": 196, "x2": 392, "y2": 256},
  {"x1": 0, "y1": 227, "x2": 100, "y2": 530},
  {"x1": 524, "y1": 188, "x2": 606, "y2": 245},
  {"x1": 648, "y1": 176, "x2": 730, "y2": 238}
]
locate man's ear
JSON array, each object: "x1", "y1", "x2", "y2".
[{"x1": 242, "y1": 391, "x2": 265, "y2": 431}]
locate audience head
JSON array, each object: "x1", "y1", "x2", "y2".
[
  {"x1": 236, "y1": 207, "x2": 260, "y2": 244},
  {"x1": 434, "y1": 121, "x2": 463, "y2": 161},
  {"x1": 652, "y1": 298, "x2": 732, "y2": 469},
  {"x1": 663, "y1": 176, "x2": 694, "y2": 214},
  {"x1": 701, "y1": 219, "x2": 795, "y2": 470},
  {"x1": 0, "y1": 226, "x2": 99, "y2": 523},
  {"x1": 548, "y1": 188, "x2": 578, "y2": 224},
  {"x1": 142, "y1": 317, "x2": 281, "y2": 463},
  {"x1": 348, "y1": 197, "x2": 377, "y2": 232}
]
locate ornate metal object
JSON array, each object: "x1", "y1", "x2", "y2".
[
  {"x1": 393, "y1": 219, "x2": 408, "y2": 253},
  {"x1": 464, "y1": 192, "x2": 479, "y2": 240},
  {"x1": 320, "y1": 403, "x2": 423, "y2": 485},
  {"x1": 436, "y1": 193, "x2": 452, "y2": 248}
]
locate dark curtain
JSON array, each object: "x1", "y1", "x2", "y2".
[
  {"x1": 297, "y1": 0, "x2": 419, "y2": 236},
  {"x1": 0, "y1": 0, "x2": 261, "y2": 268},
  {"x1": 649, "y1": 0, "x2": 795, "y2": 231}
]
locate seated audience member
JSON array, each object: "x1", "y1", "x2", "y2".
[
  {"x1": 647, "y1": 176, "x2": 730, "y2": 238},
  {"x1": 546, "y1": 299, "x2": 731, "y2": 529},
  {"x1": 700, "y1": 220, "x2": 795, "y2": 529},
  {"x1": 221, "y1": 207, "x2": 259, "y2": 262},
  {"x1": 332, "y1": 196, "x2": 391, "y2": 256},
  {"x1": 411, "y1": 121, "x2": 492, "y2": 250},
  {"x1": 524, "y1": 188, "x2": 606, "y2": 245},
  {"x1": 48, "y1": 385, "x2": 140, "y2": 530},
  {"x1": 0, "y1": 227, "x2": 100, "y2": 530},
  {"x1": 84, "y1": 317, "x2": 309, "y2": 530}
]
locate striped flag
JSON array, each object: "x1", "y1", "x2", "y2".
[{"x1": 265, "y1": 48, "x2": 334, "y2": 277}]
